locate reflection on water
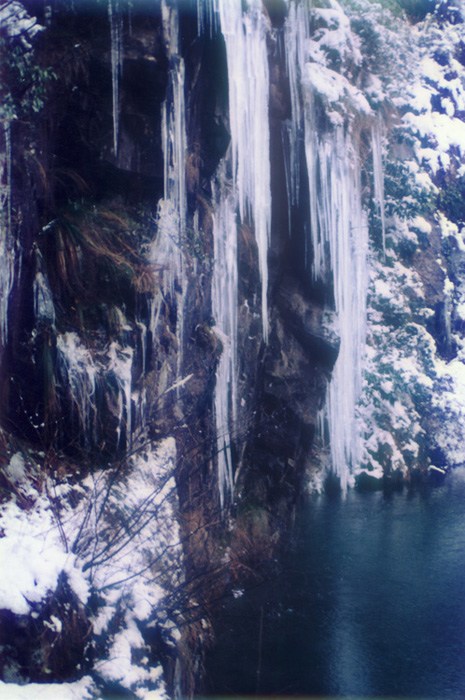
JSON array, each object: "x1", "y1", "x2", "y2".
[{"x1": 205, "y1": 471, "x2": 465, "y2": 698}]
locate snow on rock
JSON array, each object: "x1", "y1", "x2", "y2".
[
  {"x1": 433, "y1": 359, "x2": 465, "y2": 467},
  {"x1": 304, "y1": 62, "x2": 371, "y2": 115},
  {"x1": 65, "y1": 437, "x2": 179, "y2": 696}
]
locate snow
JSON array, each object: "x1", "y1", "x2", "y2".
[
  {"x1": 305, "y1": 63, "x2": 371, "y2": 115},
  {"x1": 411, "y1": 216, "x2": 432, "y2": 234},
  {"x1": 0, "y1": 438, "x2": 179, "y2": 697},
  {"x1": 405, "y1": 111, "x2": 465, "y2": 156},
  {"x1": 0, "y1": 677, "x2": 97, "y2": 700},
  {"x1": 6, "y1": 452, "x2": 27, "y2": 483},
  {"x1": 433, "y1": 359, "x2": 465, "y2": 466},
  {"x1": 0, "y1": 494, "x2": 89, "y2": 615}
]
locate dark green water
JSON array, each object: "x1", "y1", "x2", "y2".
[{"x1": 205, "y1": 472, "x2": 465, "y2": 697}]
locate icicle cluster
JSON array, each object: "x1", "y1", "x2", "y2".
[
  {"x1": 215, "y1": 0, "x2": 272, "y2": 342},
  {"x1": 211, "y1": 167, "x2": 238, "y2": 509}
]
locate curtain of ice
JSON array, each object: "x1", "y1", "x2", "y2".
[
  {"x1": 215, "y1": 0, "x2": 271, "y2": 342},
  {"x1": 211, "y1": 167, "x2": 238, "y2": 509},
  {"x1": 316, "y1": 131, "x2": 369, "y2": 492},
  {"x1": 108, "y1": 0, "x2": 123, "y2": 156},
  {"x1": 284, "y1": 2, "x2": 369, "y2": 491}
]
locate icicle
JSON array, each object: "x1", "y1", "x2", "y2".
[
  {"x1": 108, "y1": 342, "x2": 134, "y2": 450},
  {"x1": 197, "y1": 0, "x2": 217, "y2": 36},
  {"x1": 162, "y1": 59, "x2": 187, "y2": 235},
  {"x1": 0, "y1": 120, "x2": 14, "y2": 347},
  {"x1": 108, "y1": 0, "x2": 123, "y2": 156},
  {"x1": 216, "y1": 0, "x2": 271, "y2": 342},
  {"x1": 371, "y1": 117, "x2": 386, "y2": 255},
  {"x1": 283, "y1": 0, "x2": 309, "y2": 208},
  {"x1": 56, "y1": 334, "x2": 134, "y2": 451},
  {"x1": 56, "y1": 333, "x2": 98, "y2": 449},
  {"x1": 212, "y1": 166, "x2": 238, "y2": 509},
  {"x1": 136, "y1": 321, "x2": 147, "y2": 376},
  {"x1": 316, "y1": 407, "x2": 326, "y2": 448},
  {"x1": 33, "y1": 271, "x2": 55, "y2": 326}
]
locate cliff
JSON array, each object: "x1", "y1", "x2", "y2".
[{"x1": 1, "y1": 0, "x2": 465, "y2": 696}]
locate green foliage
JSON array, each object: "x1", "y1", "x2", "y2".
[
  {"x1": 384, "y1": 160, "x2": 435, "y2": 219},
  {"x1": 437, "y1": 175, "x2": 465, "y2": 226},
  {"x1": 0, "y1": 36, "x2": 56, "y2": 122}
]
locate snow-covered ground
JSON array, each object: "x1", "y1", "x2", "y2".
[{"x1": 0, "y1": 439, "x2": 179, "y2": 698}]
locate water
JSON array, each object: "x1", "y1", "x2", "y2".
[{"x1": 205, "y1": 475, "x2": 465, "y2": 698}]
